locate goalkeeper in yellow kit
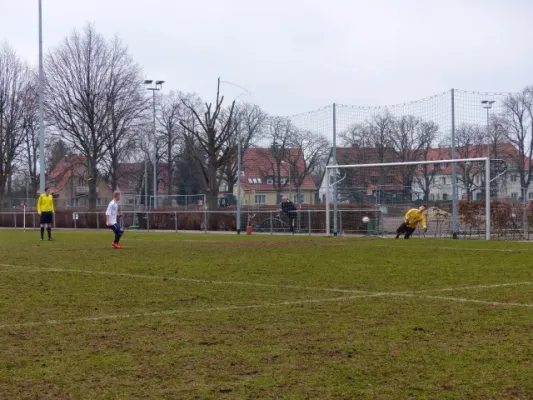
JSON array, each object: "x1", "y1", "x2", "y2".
[{"x1": 396, "y1": 205, "x2": 427, "y2": 239}]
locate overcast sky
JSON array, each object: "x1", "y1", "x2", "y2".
[{"x1": 1, "y1": 0, "x2": 532, "y2": 115}]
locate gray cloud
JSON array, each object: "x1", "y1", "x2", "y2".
[{"x1": 1, "y1": 0, "x2": 531, "y2": 115}]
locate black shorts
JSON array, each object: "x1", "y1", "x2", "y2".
[
  {"x1": 397, "y1": 222, "x2": 415, "y2": 235},
  {"x1": 40, "y1": 212, "x2": 54, "y2": 225}
]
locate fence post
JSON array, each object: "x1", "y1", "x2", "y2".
[
  {"x1": 146, "y1": 212, "x2": 150, "y2": 231},
  {"x1": 338, "y1": 210, "x2": 342, "y2": 236},
  {"x1": 174, "y1": 211, "x2": 178, "y2": 232},
  {"x1": 270, "y1": 210, "x2": 273, "y2": 235},
  {"x1": 204, "y1": 209, "x2": 207, "y2": 233},
  {"x1": 308, "y1": 209, "x2": 311, "y2": 236},
  {"x1": 74, "y1": 213, "x2": 76, "y2": 229},
  {"x1": 33, "y1": 213, "x2": 36, "y2": 229},
  {"x1": 96, "y1": 212, "x2": 100, "y2": 229},
  {"x1": 13, "y1": 213, "x2": 16, "y2": 228}
]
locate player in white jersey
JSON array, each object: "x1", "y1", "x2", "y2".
[{"x1": 106, "y1": 191, "x2": 125, "y2": 249}]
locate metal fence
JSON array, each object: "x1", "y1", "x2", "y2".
[{"x1": 1, "y1": 207, "x2": 530, "y2": 240}]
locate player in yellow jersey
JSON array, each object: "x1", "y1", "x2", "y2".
[
  {"x1": 395, "y1": 205, "x2": 427, "y2": 239},
  {"x1": 37, "y1": 187, "x2": 55, "y2": 241}
]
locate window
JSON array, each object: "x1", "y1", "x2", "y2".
[
  {"x1": 440, "y1": 163, "x2": 448, "y2": 169},
  {"x1": 386, "y1": 175, "x2": 395, "y2": 184},
  {"x1": 417, "y1": 164, "x2": 423, "y2": 170},
  {"x1": 529, "y1": 192, "x2": 533, "y2": 200},
  {"x1": 430, "y1": 194, "x2": 435, "y2": 200},
  {"x1": 71, "y1": 198, "x2": 78, "y2": 207},
  {"x1": 247, "y1": 178, "x2": 253, "y2": 184},
  {"x1": 370, "y1": 176, "x2": 379, "y2": 184},
  {"x1": 78, "y1": 177, "x2": 84, "y2": 186},
  {"x1": 255, "y1": 194, "x2": 266, "y2": 204},
  {"x1": 511, "y1": 175, "x2": 518, "y2": 183},
  {"x1": 294, "y1": 194, "x2": 304, "y2": 203},
  {"x1": 240, "y1": 171, "x2": 245, "y2": 176},
  {"x1": 441, "y1": 177, "x2": 446, "y2": 185},
  {"x1": 96, "y1": 198, "x2": 102, "y2": 206},
  {"x1": 256, "y1": 178, "x2": 262, "y2": 184},
  {"x1": 511, "y1": 193, "x2": 518, "y2": 199},
  {"x1": 267, "y1": 178, "x2": 273, "y2": 185},
  {"x1": 443, "y1": 193, "x2": 448, "y2": 201}
]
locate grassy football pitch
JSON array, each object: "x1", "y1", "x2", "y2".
[{"x1": 1, "y1": 230, "x2": 533, "y2": 399}]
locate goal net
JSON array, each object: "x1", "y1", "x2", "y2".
[{"x1": 323, "y1": 157, "x2": 523, "y2": 240}]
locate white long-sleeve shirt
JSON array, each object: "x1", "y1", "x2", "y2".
[{"x1": 106, "y1": 199, "x2": 119, "y2": 225}]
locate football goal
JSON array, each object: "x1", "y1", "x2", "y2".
[{"x1": 325, "y1": 157, "x2": 493, "y2": 240}]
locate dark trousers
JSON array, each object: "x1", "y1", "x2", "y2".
[
  {"x1": 110, "y1": 223, "x2": 124, "y2": 243},
  {"x1": 396, "y1": 222, "x2": 415, "y2": 239},
  {"x1": 287, "y1": 212, "x2": 296, "y2": 232}
]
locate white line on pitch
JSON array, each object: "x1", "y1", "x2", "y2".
[
  {"x1": 363, "y1": 244, "x2": 525, "y2": 253},
  {"x1": 2, "y1": 264, "x2": 533, "y2": 298},
  {"x1": 393, "y1": 293, "x2": 533, "y2": 308},
  {"x1": 0, "y1": 293, "x2": 388, "y2": 329},
  {"x1": 416, "y1": 281, "x2": 533, "y2": 293},
  {"x1": 0, "y1": 264, "x2": 371, "y2": 294}
]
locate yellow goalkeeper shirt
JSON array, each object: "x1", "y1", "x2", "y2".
[
  {"x1": 37, "y1": 194, "x2": 55, "y2": 214},
  {"x1": 405, "y1": 209, "x2": 426, "y2": 229}
]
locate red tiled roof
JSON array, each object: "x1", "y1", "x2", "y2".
[
  {"x1": 37, "y1": 155, "x2": 86, "y2": 194},
  {"x1": 241, "y1": 148, "x2": 317, "y2": 192}
]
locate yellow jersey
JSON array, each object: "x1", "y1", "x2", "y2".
[
  {"x1": 405, "y1": 209, "x2": 426, "y2": 229},
  {"x1": 37, "y1": 194, "x2": 55, "y2": 214}
]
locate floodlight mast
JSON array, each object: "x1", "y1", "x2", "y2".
[{"x1": 325, "y1": 157, "x2": 491, "y2": 241}]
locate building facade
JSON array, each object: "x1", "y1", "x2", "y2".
[{"x1": 234, "y1": 148, "x2": 318, "y2": 206}]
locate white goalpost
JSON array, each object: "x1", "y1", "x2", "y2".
[{"x1": 325, "y1": 157, "x2": 491, "y2": 240}]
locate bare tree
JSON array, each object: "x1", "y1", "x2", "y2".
[
  {"x1": 0, "y1": 44, "x2": 29, "y2": 209},
  {"x1": 157, "y1": 91, "x2": 183, "y2": 196},
  {"x1": 156, "y1": 91, "x2": 203, "y2": 198},
  {"x1": 412, "y1": 121, "x2": 440, "y2": 201},
  {"x1": 252, "y1": 116, "x2": 297, "y2": 202},
  {"x1": 47, "y1": 138, "x2": 71, "y2": 174},
  {"x1": 222, "y1": 103, "x2": 267, "y2": 195},
  {"x1": 285, "y1": 129, "x2": 329, "y2": 202},
  {"x1": 179, "y1": 78, "x2": 236, "y2": 211},
  {"x1": 45, "y1": 24, "x2": 146, "y2": 209},
  {"x1": 19, "y1": 74, "x2": 40, "y2": 196},
  {"x1": 499, "y1": 87, "x2": 533, "y2": 199},
  {"x1": 455, "y1": 123, "x2": 485, "y2": 200},
  {"x1": 103, "y1": 40, "x2": 147, "y2": 192},
  {"x1": 389, "y1": 115, "x2": 427, "y2": 198}
]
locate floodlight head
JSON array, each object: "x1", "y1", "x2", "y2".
[
  {"x1": 481, "y1": 100, "x2": 495, "y2": 109},
  {"x1": 155, "y1": 80, "x2": 165, "y2": 85},
  {"x1": 144, "y1": 80, "x2": 153, "y2": 85}
]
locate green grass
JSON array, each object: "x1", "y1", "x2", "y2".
[{"x1": 1, "y1": 230, "x2": 533, "y2": 399}]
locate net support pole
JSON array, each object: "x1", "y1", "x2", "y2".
[
  {"x1": 485, "y1": 157, "x2": 491, "y2": 240},
  {"x1": 451, "y1": 88, "x2": 458, "y2": 239},
  {"x1": 332, "y1": 103, "x2": 338, "y2": 237},
  {"x1": 236, "y1": 123, "x2": 242, "y2": 234},
  {"x1": 325, "y1": 168, "x2": 330, "y2": 236},
  {"x1": 38, "y1": 0, "x2": 46, "y2": 196}
]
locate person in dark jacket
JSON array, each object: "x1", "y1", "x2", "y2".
[{"x1": 280, "y1": 196, "x2": 296, "y2": 233}]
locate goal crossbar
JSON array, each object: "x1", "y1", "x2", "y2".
[{"x1": 325, "y1": 157, "x2": 491, "y2": 240}]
